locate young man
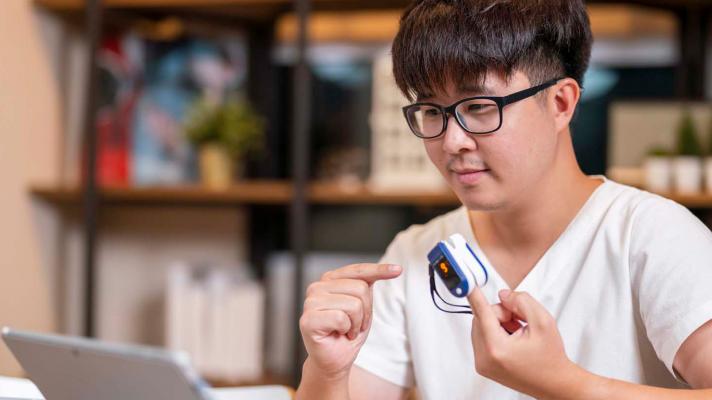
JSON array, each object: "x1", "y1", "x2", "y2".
[{"x1": 297, "y1": 1, "x2": 712, "y2": 399}]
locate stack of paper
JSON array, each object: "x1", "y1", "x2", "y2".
[{"x1": 165, "y1": 264, "x2": 264, "y2": 383}]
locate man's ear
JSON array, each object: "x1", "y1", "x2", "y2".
[{"x1": 549, "y1": 78, "x2": 581, "y2": 133}]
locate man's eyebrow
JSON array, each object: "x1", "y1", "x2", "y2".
[{"x1": 458, "y1": 82, "x2": 495, "y2": 95}]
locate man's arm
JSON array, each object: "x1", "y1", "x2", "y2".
[
  {"x1": 467, "y1": 288, "x2": 712, "y2": 400},
  {"x1": 567, "y1": 324, "x2": 712, "y2": 400},
  {"x1": 350, "y1": 366, "x2": 409, "y2": 400},
  {"x1": 296, "y1": 361, "x2": 408, "y2": 400},
  {"x1": 673, "y1": 319, "x2": 712, "y2": 388},
  {"x1": 295, "y1": 263, "x2": 407, "y2": 400},
  {"x1": 565, "y1": 320, "x2": 712, "y2": 399}
]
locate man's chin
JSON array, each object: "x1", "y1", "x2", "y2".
[{"x1": 452, "y1": 186, "x2": 504, "y2": 211}]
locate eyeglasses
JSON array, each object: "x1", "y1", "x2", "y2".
[{"x1": 402, "y1": 77, "x2": 563, "y2": 139}]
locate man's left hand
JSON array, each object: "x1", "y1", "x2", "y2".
[{"x1": 467, "y1": 288, "x2": 587, "y2": 399}]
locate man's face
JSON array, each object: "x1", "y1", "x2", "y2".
[{"x1": 421, "y1": 71, "x2": 560, "y2": 211}]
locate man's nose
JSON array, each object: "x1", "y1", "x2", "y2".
[{"x1": 441, "y1": 114, "x2": 478, "y2": 154}]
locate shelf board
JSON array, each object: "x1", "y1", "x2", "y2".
[
  {"x1": 36, "y1": 0, "x2": 288, "y2": 8},
  {"x1": 35, "y1": 0, "x2": 414, "y2": 14},
  {"x1": 31, "y1": 181, "x2": 293, "y2": 206},
  {"x1": 31, "y1": 182, "x2": 712, "y2": 208},
  {"x1": 654, "y1": 192, "x2": 712, "y2": 208},
  {"x1": 309, "y1": 181, "x2": 458, "y2": 206},
  {"x1": 30, "y1": 181, "x2": 460, "y2": 207},
  {"x1": 36, "y1": 0, "x2": 712, "y2": 11},
  {"x1": 206, "y1": 372, "x2": 292, "y2": 389}
]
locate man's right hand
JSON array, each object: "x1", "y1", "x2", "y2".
[{"x1": 299, "y1": 263, "x2": 403, "y2": 380}]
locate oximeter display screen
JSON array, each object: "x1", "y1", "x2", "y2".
[{"x1": 433, "y1": 256, "x2": 461, "y2": 290}]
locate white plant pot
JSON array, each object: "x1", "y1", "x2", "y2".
[
  {"x1": 704, "y1": 157, "x2": 712, "y2": 194},
  {"x1": 673, "y1": 156, "x2": 702, "y2": 194},
  {"x1": 643, "y1": 156, "x2": 672, "y2": 192}
]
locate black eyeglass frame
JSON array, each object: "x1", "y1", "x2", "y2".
[{"x1": 402, "y1": 77, "x2": 565, "y2": 139}]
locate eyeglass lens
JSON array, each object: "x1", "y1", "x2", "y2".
[{"x1": 406, "y1": 98, "x2": 500, "y2": 138}]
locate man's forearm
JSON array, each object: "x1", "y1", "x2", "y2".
[
  {"x1": 295, "y1": 358, "x2": 351, "y2": 400},
  {"x1": 558, "y1": 365, "x2": 712, "y2": 400}
]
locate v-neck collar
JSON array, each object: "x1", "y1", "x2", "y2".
[{"x1": 457, "y1": 176, "x2": 610, "y2": 295}]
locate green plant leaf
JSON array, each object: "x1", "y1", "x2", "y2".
[
  {"x1": 676, "y1": 110, "x2": 702, "y2": 156},
  {"x1": 184, "y1": 96, "x2": 266, "y2": 161}
]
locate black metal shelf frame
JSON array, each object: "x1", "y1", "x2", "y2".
[{"x1": 75, "y1": 0, "x2": 313, "y2": 384}]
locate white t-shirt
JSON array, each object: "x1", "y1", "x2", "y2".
[{"x1": 354, "y1": 177, "x2": 712, "y2": 399}]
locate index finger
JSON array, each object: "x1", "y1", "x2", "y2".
[{"x1": 323, "y1": 263, "x2": 402, "y2": 284}]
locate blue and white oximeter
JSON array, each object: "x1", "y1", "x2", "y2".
[{"x1": 427, "y1": 233, "x2": 488, "y2": 297}]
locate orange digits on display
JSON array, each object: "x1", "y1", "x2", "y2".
[{"x1": 439, "y1": 263, "x2": 449, "y2": 275}]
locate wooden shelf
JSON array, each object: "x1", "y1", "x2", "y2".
[
  {"x1": 652, "y1": 192, "x2": 712, "y2": 208},
  {"x1": 36, "y1": 0, "x2": 712, "y2": 11},
  {"x1": 34, "y1": 0, "x2": 295, "y2": 23},
  {"x1": 32, "y1": 181, "x2": 712, "y2": 208},
  {"x1": 31, "y1": 181, "x2": 292, "y2": 206},
  {"x1": 206, "y1": 372, "x2": 292, "y2": 389},
  {"x1": 309, "y1": 181, "x2": 458, "y2": 206},
  {"x1": 36, "y1": 0, "x2": 288, "y2": 9},
  {"x1": 30, "y1": 181, "x2": 460, "y2": 207},
  {"x1": 35, "y1": 0, "x2": 413, "y2": 17}
]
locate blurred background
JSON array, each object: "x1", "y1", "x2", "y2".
[{"x1": 0, "y1": 0, "x2": 711, "y2": 389}]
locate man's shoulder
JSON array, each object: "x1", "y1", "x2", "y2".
[
  {"x1": 598, "y1": 179, "x2": 686, "y2": 222},
  {"x1": 603, "y1": 180, "x2": 711, "y2": 248}
]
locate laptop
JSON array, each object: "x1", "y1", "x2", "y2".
[{"x1": 2, "y1": 327, "x2": 215, "y2": 400}]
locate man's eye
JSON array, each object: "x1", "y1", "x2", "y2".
[
  {"x1": 467, "y1": 104, "x2": 491, "y2": 113},
  {"x1": 424, "y1": 108, "x2": 441, "y2": 117}
]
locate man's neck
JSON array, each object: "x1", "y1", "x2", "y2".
[{"x1": 468, "y1": 144, "x2": 602, "y2": 256}]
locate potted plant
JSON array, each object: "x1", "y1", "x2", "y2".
[
  {"x1": 643, "y1": 146, "x2": 672, "y2": 193},
  {"x1": 673, "y1": 110, "x2": 703, "y2": 194},
  {"x1": 185, "y1": 97, "x2": 265, "y2": 189}
]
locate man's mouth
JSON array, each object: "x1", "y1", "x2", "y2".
[{"x1": 451, "y1": 168, "x2": 490, "y2": 185}]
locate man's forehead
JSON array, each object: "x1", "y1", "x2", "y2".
[{"x1": 416, "y1": 80, "x2": 498, "y2": 102}]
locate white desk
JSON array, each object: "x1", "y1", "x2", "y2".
[{"x1": 0, "y1": 376, "x2": 292, "y2": 400}]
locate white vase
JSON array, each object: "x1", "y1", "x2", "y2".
[
  {"x1": 673, "y1": 156, "x2": 702, "y2": 194},
  {"x1": 704, "y1": 157, "x2": 712, "y2": 194},
  {"x1": 643, "y1": 156, "x2": 672, "y2": 192}
]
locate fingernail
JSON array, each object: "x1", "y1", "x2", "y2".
[
  {"x1": 388, "y1": 264, "x2": 401, "y2": 272},
  {"x1": 500, "y1": 289, "x2": 512, "y2": 299}
]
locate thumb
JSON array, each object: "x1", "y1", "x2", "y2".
[
  {"x1": 499, "y1": 290, "x2": 552, "y2": 330},
  {"x1": 467, "y1": 287, "x2": 501, "y2": 334},
  {"x1": 466, "y1": 286, "x2": 490, "y2": 318}
]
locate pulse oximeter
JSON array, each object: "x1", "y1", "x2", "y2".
[{"x1": 427, "y1": 233, "x2": 488, "y2": 297}]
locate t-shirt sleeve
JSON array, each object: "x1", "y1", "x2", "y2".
[
  {"x1": 629, "y1": 196, "x2": 712, "y2": 379},
  {"x1": 353, "y1": 232, "x2": 415, "y2": 388}
]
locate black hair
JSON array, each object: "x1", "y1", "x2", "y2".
[{"x1": 392, "y1": 0, "x2": 593, "y2": 101}]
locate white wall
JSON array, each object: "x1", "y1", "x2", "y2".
[
  {"x1": 0, "y1": 0, "x2": 62, "y2": 376},
  {"x1": 609, "y1": 102, "x2": 712, "y2": 168}
]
